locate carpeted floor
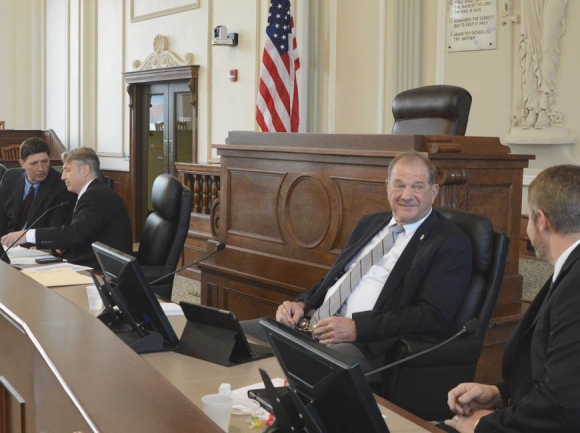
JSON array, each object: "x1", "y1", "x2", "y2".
[
  {"x1": 171, "y1": 257, "x2": 552, "y2": 306},
  {"x1": 520, "y1": 256, "x2": 553, "y2": 301},
  {"x1": 171, "y1": 275, "x2": 201, "y2": 305}
]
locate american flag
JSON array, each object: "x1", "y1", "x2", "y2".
[{"x1": 256, "y1": 0, "x2": 300, "y2": 132}]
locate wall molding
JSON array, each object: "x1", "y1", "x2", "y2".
[
  {"x1": 207, "y1": 0, "x2": 216, "y2": 163},
  {"x1": 376, "y1": 0, "x2": 387, "y2": 133},
  {"x1": 394, "y1": 0, "x2": 422, "y2": 95},
  {"x1": 327, "y1": 0, "x2": 337, "y2": 133},
  {"x1": 254, "y1": 0, "x2": 263, "y2": 133},
  {"x1": 436, "y1": 0, "x2": 446, "y2": 84}
]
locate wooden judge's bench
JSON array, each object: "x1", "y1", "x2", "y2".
[{"x1": 194, "y1": 131, "x2": 534, "y2": 384}]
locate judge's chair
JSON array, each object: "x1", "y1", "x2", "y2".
[
  {"x1": 137, "y1": 174, "x2": 193, "y2": 299},
  {"x1": 391, "y1": 85, "x2": 472, "y2": 136},
  {"x1": 378, "y1": 207, "x2": 509, "y2": 421}
]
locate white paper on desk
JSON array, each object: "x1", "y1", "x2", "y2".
[
  {"x1": 6, "y1": 246, "x2": 49, "y2": 258},
  {"x1": 160, "y1": 302, "x2": 184, "y2": 316},
  {"x1": 25, "y1": 263, "x2": 92, "y2": 272},
  {"x1": 21, "y1": 267, "x2": 93, "y2": 287},
  {"x1": 9, "y1": 255, "x2": 52, "y2": 265},
  {"x1": 231, "y1": 378, "x2": 287, "y2": 398}
]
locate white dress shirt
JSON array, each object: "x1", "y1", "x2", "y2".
[
  {"x1": 320, "y1": 210, "x2": 431, "y2": 319},
  {"x1": 26, "y1": 178, "x2": 96, "y2": 244}
]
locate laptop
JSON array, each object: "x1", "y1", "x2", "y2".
[{"x1": 176, "y1": 302, "x2": 273, "y2": 366}]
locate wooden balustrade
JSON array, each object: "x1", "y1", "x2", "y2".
[{"x1": 175, "y1": 162, "x2": 221, "y2": 280}]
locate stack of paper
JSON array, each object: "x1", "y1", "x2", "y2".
[
  {"x1": 22, "y1": 267, "x2": 93, "y2": 287},
  {"x1": 6, "y1": 246, "x2": 52, "y2": 265}
]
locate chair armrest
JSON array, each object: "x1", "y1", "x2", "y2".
[{"x1": 389, "y1": 335, "x2": 483, "y2": 367}]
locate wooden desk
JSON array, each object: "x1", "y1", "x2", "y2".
[
  {"x1": 0, "y1": 262, "x2": 220, "y2": 433},
  {"x1": 49, "y1": 281, "x2": 443, "y2": 432}
]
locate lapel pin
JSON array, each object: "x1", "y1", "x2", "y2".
[{"x1": 420, "y1": 234, "x2": 425, "y2": 240}]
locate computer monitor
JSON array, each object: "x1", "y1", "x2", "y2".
[
  {"x1": 92, "y1": 241, "x2": 178, "y2": 353},
  {"x1": 259, "y1": 318, "x2": 389, "y2": 433}
]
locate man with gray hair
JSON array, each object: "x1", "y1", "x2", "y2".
[
  {"x1": 446, "y1": 164, "x2": 580, "y2": 432},
  {"x1": 1, "y1": 147, "x2": 132, "y2": 269}
]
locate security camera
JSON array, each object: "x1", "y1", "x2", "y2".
[{"x1": 212, "y1": 25, "x2": 238, "y2": 47}]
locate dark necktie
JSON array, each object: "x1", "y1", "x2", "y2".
[
  {"x1": 310, "y1": 224, "x2": 405, "y2": 326},
  {"x1": 17, "y1": 185, "x2": 35, "y2": 230}
]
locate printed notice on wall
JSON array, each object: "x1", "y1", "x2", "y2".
[{"x1": 447, "y1": 0, "x2": 497, "y2": 52}]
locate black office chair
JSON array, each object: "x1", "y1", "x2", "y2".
[
  {"x1": 379, "y1": 207, "x2": 509, "y2": 421},
  {"x1": 391, "y1": 85, "x2": 472, "y2": 136},
  {"x1": 137, "y1": 174, "x2": 193, "y2": 299},
  {"x1": 97, "y1": 170, "x2": 115, "y2": 189}
]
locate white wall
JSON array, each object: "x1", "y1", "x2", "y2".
[{"x1": 2, "y1": 0, "x2": 579, "y2": 196}]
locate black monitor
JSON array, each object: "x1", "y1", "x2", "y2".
[
  {"x1": 259, "y1": 318, "x2": 389, "y2": 433},
  {"x1": 92, "y1": 241, "x2": 178, "y2": 353},
  {"x1": 0, "y1": 243, "x2": 10, "y2": 264}
]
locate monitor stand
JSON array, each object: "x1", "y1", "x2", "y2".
[
  {"x1": 258, "y1": 368, "x2": 324, "y2": 433},
  {"x1": 91, "y1": 271, "x2": 164, "y2": 354}
]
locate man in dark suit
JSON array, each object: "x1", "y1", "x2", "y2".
[
  {"x1": 1, "y1": 147, "x2": 132, "y2": 269},
  {"x1": 445, "y1": 164, "x2": 580, "y2": 432},
  {"x1": 0, "y1": 138, "x2": 75, "y2": 236},
  {"x1": 271, "y1": 152, "x2": 473, "y2": 373}
]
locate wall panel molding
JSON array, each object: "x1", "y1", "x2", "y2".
[
  {"x1": 206, "y1": 0, "x2": 215, "y2": 162},
  {"x1": 394, "y1": 0, "x2": 422, "y2": 94},
  {"x1": 436, "y1": 0, "x2": 446, "y2": 84},
  {"x1": 327, "y1": 0, "x2": 337, "y2": 133},
  {"x1": 376, "y1": 0, "x2": 387, "y2": 133}
]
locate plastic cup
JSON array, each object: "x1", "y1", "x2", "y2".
[
  {"x1": 201, "y1": 394, "x2": 232, "y2": 431},
  {"x1": 86, "y1": 285, "x2": 103, "y2": 310}
]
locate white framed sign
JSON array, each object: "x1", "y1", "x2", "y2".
[
  {"x1": 447, "y1": 0, "x2": 497, "y2": 52},
  {"x1": 131, "y1": 0, "x2": 200, "y2": 23}
]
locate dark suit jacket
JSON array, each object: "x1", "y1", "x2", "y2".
[
  {"x1": 35, "y1": 179, "x2": 133, "y2": 269},
  {"x1": 477, "y1": 244, "x2": 580, "y2": 432},
  {"x1": 0, "y1": 167, "x2": 76, "y2": 235},
  {"x1": 296, "y1": 210, "x2": 472, "y2": 357}
]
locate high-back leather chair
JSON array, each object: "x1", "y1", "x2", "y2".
[
  {"x1": 391, "y1": 85, "x2": 472, "y2": 136},
  {"x1": 137, "y1": 174, "x2": 193, "y2": 299},
  {"x1": 379, "y1": 207, "x2": 509, "y2": 421}
]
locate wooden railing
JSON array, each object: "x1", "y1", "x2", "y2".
[
  {"x1": 175, "y1": 162, "x2": 221, "y2": 280},
  {"x1": 176, "y1": 162, "x2": 220, "y2": 215}
]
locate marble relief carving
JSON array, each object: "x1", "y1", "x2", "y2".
[{"x1": 513, "y1": 0, "x2": 569, "y2": 129}]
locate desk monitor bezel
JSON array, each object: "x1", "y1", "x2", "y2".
[
  {"x1": 92, "y1": 241, "x2": 178, "y2": 352},
  {"x1": 259, "y1": 318, "x2": 389, "y2": 433}
]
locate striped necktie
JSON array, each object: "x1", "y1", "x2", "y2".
[{"x1": 310, "y1": 224, "x2": 405, "y2": 326}]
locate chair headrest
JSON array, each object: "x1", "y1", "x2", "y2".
[
  {"x1": 392, "y1": 85, "x2": 472, "y2": 136},
  {"x1": 151, "y1": 174, "x2": 183, "y2": 221},
  {"x1": 437, "y1": 207, "x2": 493, "y2": 274}
]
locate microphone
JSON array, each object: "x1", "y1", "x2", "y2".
[
  {"x1": 0, "y1": 202, "x2": 71, "y2": 262},
  {"x1": 364, "y1": 318, "x2": 480, "y2": 378},
  {"x1": 149, "y1": 242, "x2": 226, "y2": 285}
]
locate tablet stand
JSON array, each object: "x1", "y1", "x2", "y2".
[{"x1": 175, "y1": 321, "x2": 240, "y2": 366}]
